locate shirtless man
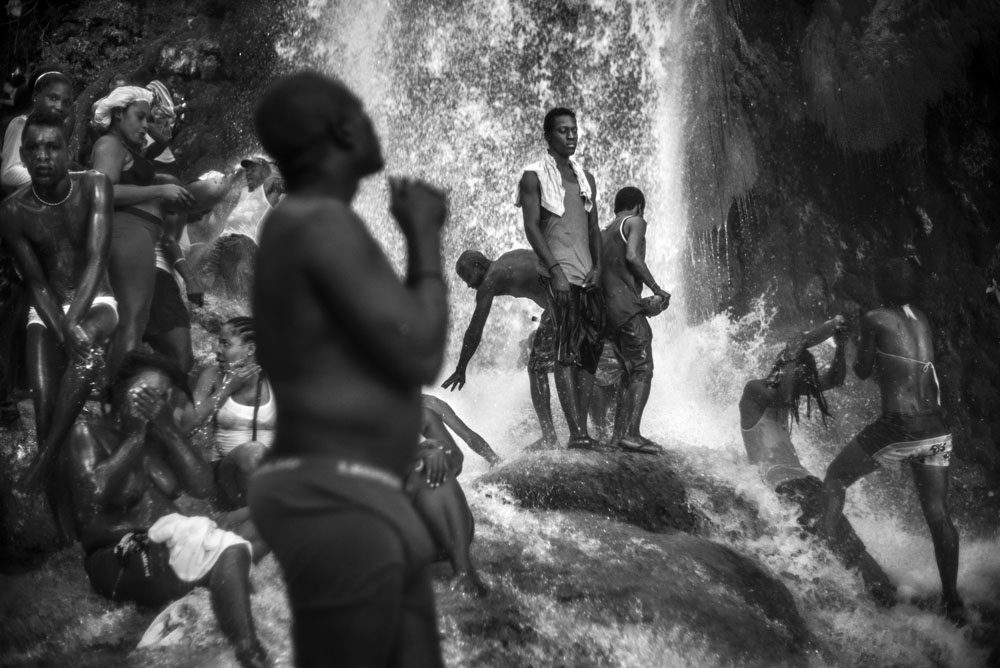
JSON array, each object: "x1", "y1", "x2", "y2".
[
  {"x1": 442, "y1": 248, "x2": 559, "y2": 448},
  {"x1": 740, "y1": 316, "x2": 895, "y2": 606},
  {"x1": 599, "y1": 187, "x2": 671, "y2": 453},
  {"x1": 0, "y1": 109, "x2": 118, "y2": 544},
  {"x1": 820, "y1": 258, "x2": 964, "y2": 623},
  {"x1": 518, "y1": 107, "x2": 603, "y2": 450},
  {"x1": 249, "y1": 72, "x2": 447, "y2": 668},
  {"x1": 67, "y1": 351, "x2": 269, "y2": 668}
]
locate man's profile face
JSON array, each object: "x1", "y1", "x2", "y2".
[
  {"x1": 34, "y1": 81, "x2": 72, "y2": 119},
  {"x1": 545, "y1": 115, "x2": 578, "y2": 158},
  {"x1": 21, "y1": 125, "x2": 69, "y2": 187}
]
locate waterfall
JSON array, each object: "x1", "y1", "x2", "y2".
[{"x1": 262, "y1": 2, "x2": 998, "y2": 666}]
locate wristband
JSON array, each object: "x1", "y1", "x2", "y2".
[{"x1": 173, "y1": 258, "x2": 187, "y2": 267}]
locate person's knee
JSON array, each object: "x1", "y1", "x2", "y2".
[
  {"x1": 212, "y1": 544, "x2": 252, "y2": 581},
  {"x1": 233, "y1": 441, "x2": 267, "y2": 474}
]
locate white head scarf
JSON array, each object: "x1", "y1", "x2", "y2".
[{"x1": 92, "y1": 86, "x2": 154, "y2": 130}]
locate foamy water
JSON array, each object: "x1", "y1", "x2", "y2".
[{"x1": 256, "y1": 1, "x2": 1000, "y2": 665}]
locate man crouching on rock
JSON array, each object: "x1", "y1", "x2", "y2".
[
  {"x1": 68, "y1": 351, "x2": 270, "y2": 668},
  {"x1": 248, "y1": 71, "x2": 448, "y2": 668}
]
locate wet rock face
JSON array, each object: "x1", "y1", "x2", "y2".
[
  {"x1": 683, "y1": 0, "x2": 1000, "y2": 481},
  {"x1": 478, "y1": 449, "x2": 701, "y2": 533}
]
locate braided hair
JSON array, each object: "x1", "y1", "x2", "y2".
[
  {"x1": 763, "y1": 349, "x2": 832, "y2": 427},
  {"x1": 224, "y1": 316, "x2": 256, "y2": 346}
]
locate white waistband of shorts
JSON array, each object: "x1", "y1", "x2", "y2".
[
  {"x1": 27, "y1": 295, "x2": 119, "y2": 327},
  {"x1": 255, "y1": 456, "x2": 403, "y2": 490}
]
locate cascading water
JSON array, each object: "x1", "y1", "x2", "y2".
[{"x1": 242, "y1": 1, "x2": 999, "y2": 666}]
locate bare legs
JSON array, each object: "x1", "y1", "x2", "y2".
[
  {"x1": 528, "y1": 367, "x2": 557, "y2": 448},
  {"x1": 554, "y1": 362, "x2": 596, "y2": 447},
  {"x1": 20, "y1": 305, "x2": 118, "y2": 543},
  {"x1": 822, "y1": 441, "x2": 963, "y2": 621}
]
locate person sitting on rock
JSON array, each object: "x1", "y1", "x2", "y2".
[
  {"x1": 739, "y1": 316, "x2": 896, "y2": 607},
  {"x1": 186, "y1": 316, "x2": 273, "y2": 510},
  {"x1": 411, "y1": 394, "x2": 493, "y2": 595},
  {"x1": 67, "y1": 351, "x2": 270, "y2": 668}
]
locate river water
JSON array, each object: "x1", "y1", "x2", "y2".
[{"x1": 264, "y1": 1, "x2": 999, "y2": 666}]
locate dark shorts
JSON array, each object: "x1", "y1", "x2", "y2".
[
  {"x1": 249, "y1": 456, "x2": 442, "y2": 667},
  {"x1": 544, "y1": 281, "x2": 604, "y2": 374},
  {"x1": 856, "y1": 412, "x2": 952, "y2": 467},
  {"x1": 594, "y1": 341, "x2": 622, "y2": 387},
  {"x1": 774, "y1": 475, "x2": 875, "y2": 573},
  {"x1": 609, "y1": 314, "x2": 653, "y2": 381},
  {"x1": 84, "y1": 534, "x2": 193, "y2": 608},
  {"x1": 144, "y1": 269, "x2": 190, "y2": 338},
  {"x1": 527, "y1": 310, "x2": 556, "y2": 373}
]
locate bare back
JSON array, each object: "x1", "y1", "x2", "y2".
[
  {"x1": 484, "y1": 249, "x2": 548, "y2": 309},
  {"x1": 254, "y1": 197, "x2": 424, "y2": 477},
  {"x1": 857, "y1": 305, "x2": 940, "y2": 414}
]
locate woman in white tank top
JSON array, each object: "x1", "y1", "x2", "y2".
[{"x1": 186, "y1": 316, "x2": 274, "y2": 508}]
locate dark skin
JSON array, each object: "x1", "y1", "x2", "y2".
[
  {"x1": 0, "y1": 123, "x2": 117, "y2": 543},
  {"x1": 421, "y1": 393, "x2": 499, "y2": 466},
  {"x1": 820, "y1": 302, "x2": 965, "y2": 621},
  {"x1": 605, "y1": 204, "x2": 671, "y2": 449},
  {"x1": 441, "y1": 248, "x2": 558, "y2": 447},
  {"x1": 520, "y1": 113, "x2": 601, "y2": 445},
  {"x1": 253, "y1": 94, "x2": 448, "y2": 481},
  {"x1": 67, "y1": 368, "x2": 267, "y2": 666},
  {"x1": 738, "y1": 318, "x2": 896, "y2": 606},
  {"x1": 407, "y1": 402, "x2": 488, "y2": 596}
]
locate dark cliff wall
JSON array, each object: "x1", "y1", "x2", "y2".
[
  {"x1": 684, "y1": 0, "x2": 1000, "y2": 477},
  {"x1": 12, "y1": 0, "x2": 286, "y2": 178}
]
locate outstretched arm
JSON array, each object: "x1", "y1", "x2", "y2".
[
  {"x1": 819, "y1": 328, "x2": 848, "y2": 391},
  {"x1": 301, "y1": 181, "x2": 448, "y2": 387},
  {"x1": 442, "y1": 287, "x2": 495, "y2": 391},
  {"x1": 422, "y1": 394, "x2": 500, "y2": 465},
  {"x1": 853, "y1": 313, "x2": 877, "y2": 380}
]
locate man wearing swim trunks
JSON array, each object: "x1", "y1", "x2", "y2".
[
  {"x1": 740, "y1": 317, "x2": 895, "y2": 606},
  {"x1": 67, "y1": 351, "x2": 270, "y2": 668},
  {"x1": 820, "y1": 258, "x2": 965, "y2": 623},
  {"x1": 442, "y1": 248, "x2": 559, "y2": 449},
  {"x1": 249, "y1": 72, "x2": 447, "y2": 667},
  {"x1": 599, "y1": 187, "x2": 671, "y2": 454},
  {"x1": 0, "y1": 109, "x2": 118, "y2": 545},
  {"x1": 518, "y1": 107, "x2": 603, "y2": 450}
]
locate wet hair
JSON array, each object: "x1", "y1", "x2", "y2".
[
  {"x1": 456, "y1": 250, "x2": 489, "y2": 278},
  {"x1": 254, "y1": 71, "x2": 362, "y2": 186},
  {"x1": 543, "y1": 107, "x2": 576, "y2": 135},
  {"x1": 877, "y1": 257, "x2": 918, "y2": 306},
  {"x1": 614, "y1": 186, "x2": 645, "y2": 214},
  {"x1": 22, "y1": 108, "x2": 67, "y2": 142},
  {"x1": 224, "y1": 316, "x2": 256, "y2": 345},
  {"x1": 763, "y1": 349, "x2": 832, "y2": 426},
  {"x1": 112, "y1": 350, "x2": 193, "y2": 408},
  {"x1": 29, "y1": 67, "x2": 72, "y2": 95}
]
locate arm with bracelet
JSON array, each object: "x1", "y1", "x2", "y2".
[{"x1": 160, "y1": 215, "x2": 204, "y2": 307}]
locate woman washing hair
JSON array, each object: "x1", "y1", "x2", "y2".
[
  {"x1": 186, "y1": 317, "x2": 274, "y2": 508},
  {"x1": 738, "y1": 316, "x2": 896, "y2": 606}
]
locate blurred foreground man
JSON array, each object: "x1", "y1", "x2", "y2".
[{"x1": 249, "y1": 71, "x2": 449, "y2": 667}]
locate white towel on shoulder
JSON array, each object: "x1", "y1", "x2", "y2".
[
  {"x1": 148, "y1": 513, "x2": 251, "y2": 582},
  {"x1": 516, "y1": 153, "x2": 593, "y2": 216}
]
